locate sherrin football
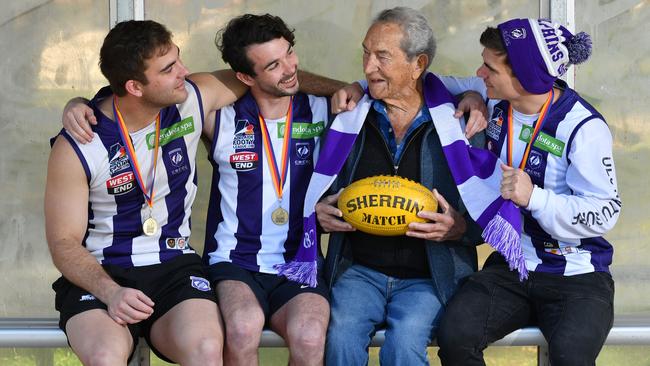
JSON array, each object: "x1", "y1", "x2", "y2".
[{"x1": 337, "y1": 175, "x2": 438, "y2": 236}]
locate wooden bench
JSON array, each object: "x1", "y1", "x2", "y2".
[{"x1": 1, "y1": 316, "x2": 649, "y2": 366}]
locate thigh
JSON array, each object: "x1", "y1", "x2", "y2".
[
  {"x1": 329, "y1": 265, "x2": 387, "y2": 333},
  {"x1": 534, "y1": 272, "x2": 614, "y2": 364},
  {"x1": 210, "y1": 261, "x2": 270, "y2": 317},
  {"x1": 385, "y1": 278, "x2": 441, "y2": 338},
  {"x1": 216, "y1": 279, "x2": 266, "y2": 333},
  {"x1": 66, "y1": 309, "x2": 135, "y2": 364},
  {"x1": 149, "y1": 298, "x2": 224, "y2": 363},
  {"x1": 440, "y1": 264, "x2": 532, "y2": 345},
  {"x1": 267, "y1": 271, "x2": 329, "y2": 321}
]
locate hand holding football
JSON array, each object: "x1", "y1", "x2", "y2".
[{"x1": 337, "y1": 175, "x2": 438, "y2": 236}]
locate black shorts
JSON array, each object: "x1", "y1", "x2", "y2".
[
  {"x1": 53, "y1": 253, "x2": 216, "y2": 361},
  {"x1": 207, "y1": 261, "x2": 329, "y2": 321}
]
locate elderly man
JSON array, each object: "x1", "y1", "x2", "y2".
[
  {"x1": 436, "y1": 18, "x2": 620, "y2": 366},
  {"x1": 315, "y1": 7, "x2": 484, "y2": 365}
]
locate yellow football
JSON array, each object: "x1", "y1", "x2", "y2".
[{"x1": 337, "y1": 175, "x2": 438, "y2": 236}]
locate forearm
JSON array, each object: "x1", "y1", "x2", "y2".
[
  {"x1": 528, "y1": 188, "x2": 620, "y2": 239},
  {"x1": 298, "y1": 70, "x2": 348, "y2": 97},
  {"x1": 50, "y1": 240, "x2": 120, "y2": 303}
]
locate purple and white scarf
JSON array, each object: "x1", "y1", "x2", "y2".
[{"x1": 275, "y1": 72, "x2": 527, "y2": 286}]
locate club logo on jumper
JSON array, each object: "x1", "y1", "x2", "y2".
[
  {"x1": 295, "y1": 142, "x2": 312, "y2": 166},
  {"x1": 167, "y1": 236, "x2": 189, "y2": 249},
  {"x1": 229, "y1": 151, "x2": 258, "y2": 171},
  {"x1": 233, "y1": 120, "x2": 256, "y2": 150},
  {"x1": 527, "y1": 150, "x2": 543, "y2": 170},
  {"x1": 108, "y1": 143, "x2": 131, "y2": 174},
  {"x1": 524, "y1": 150, "x2": 544, "y2": 180},
  {"x1": 190, "y1": 276, "x2": 211, "y2": 292},
  {"x1": 106, "y1": 171, "x2": 136, "y2": 195},
  {"x1": 79, "y1": 294, "x2": 96, "y2": 302},
  {"x1": 487, "y1": 107, "x2": 504, "y2": 142},
  {"x1": 168, "y1": 148, "x2": 189, "y2": 175}
]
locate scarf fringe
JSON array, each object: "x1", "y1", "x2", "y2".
[
  {"x1": 274, "y1": 260, "x2": 318, "y2": 288},
  {"x1": 482, "y1": 213, "x2": 529, "y2": 281}
]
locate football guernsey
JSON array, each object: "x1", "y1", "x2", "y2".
[
  {"x1": 446, "y1": 76, "x2": 620, "y2": 275},
  {"x1": 62, "y1": 80, "x2": 204, "y2": 267},
  {"x1": 204, "y1": 92, "x2": 330, "y2": 274}
]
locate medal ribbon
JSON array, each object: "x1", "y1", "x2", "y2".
[
  {"x1": 506, "y1": 89, "x2": 554, "y2": 169},
  {"x1": 258, "y1": 97, "x2": 293, "y2": 201},
  {"x1": 113, "y1": 96, "x2": 161, "y2": 211}
]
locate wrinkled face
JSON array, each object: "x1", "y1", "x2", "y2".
[
  {"x1": 245, "y1": 37, "x2": 299, "y2": 98},
  {"x1": 362, "y1": 22, "x2": 420, "y2": 101},
  {"x1": 476, "y1": 47, "x2": 524, "y2": 100},
  {"x1": 140, "y1": 43, "x2": 190, "y2": 106}
]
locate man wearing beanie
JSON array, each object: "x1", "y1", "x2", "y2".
[{"x1": 436, "y1": 18, "x2": 621, "y2": 366}]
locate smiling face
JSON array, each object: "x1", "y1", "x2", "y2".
[
  {"x1": 138, "y1": 43, "x2": 190, "y2": 107},
  {"x1": 362, "y1": 22, "x2": 424, "y2": 101},
  {"x1": 476, "y1": 47, "x2": 526, "y2": 101},
  {"x1": 240, "y1": 37, "x2": 299, "y2": 98}
]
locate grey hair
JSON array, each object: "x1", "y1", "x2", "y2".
[{"x1": 373, "y1": 7, "x2": 436, "y2": 69}]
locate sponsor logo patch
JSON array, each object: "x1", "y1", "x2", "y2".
[
  {"x1": 229, "y1": 151, "x2": 259, "y2": 171},
  {"x1": 166, "y1": 236, "x2": 189, "y2": 249},
  {"x1": 233, "y1": 120, "x2": 256, "y2": 150},
  {"x1": 487, "y1": 108, "x2": 504, "y2": 141},
  {"x1": 277, "y1": 121, "x2": 325, "y2": 139},
  {"x1": 108, "y1": 143, "x2": 131, "y2": 174},
  {"x1": 518, "y1": 125, "x2": 565, "y2": 157},
  {"x1": 146, "y1": 117, "x2": 195, "y2": 149},
  {"x1": 190, "y1": 276, "x2": 211, "y2": 292},
  {"x1": 106, "y1": 171, "x2": 136, "y2": 195}
]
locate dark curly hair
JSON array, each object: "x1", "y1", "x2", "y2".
[
  {"x1": 99, "y1": 20, "x2": 173, "y2": 96},
  {"x1": 480, "y1": 26, "x2": 511, "y2": 67},
  {"x1": 216, "y1": 14, "x2": 295, "y2": 76}
]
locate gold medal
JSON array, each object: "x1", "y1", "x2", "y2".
[
  {"x1": 259, "y1": 98, "x2": 293, "y2": 227},
  {"x1": 143, "y1": 217, "x2": 159, "y2": 236},
  {"x1": 113, "y1": 97, "x2": 162, "y2": 239},
  {"x1": 271, "y1": 207, "x2": 289, "y2": 225}
]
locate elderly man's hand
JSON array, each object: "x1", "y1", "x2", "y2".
[
  {"x1": 454, "y1": 91, "x2": 488, "y2": 139},
  {"x1": 500, "y1": 164, "x2": 534, "y2": 207},
  {"x1": 406, "y1": 189, "x2": 466, "y2": 241},
  {"x1": 331, "y1": 82, "x2": 364, "y2": 114},
  {"x1": 315, "y1": 190, "x2": 356, "y2": 233}
]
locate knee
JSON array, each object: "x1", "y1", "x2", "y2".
[
  {"x1": 548, "y1": 338, "x2": 602, "y2": 366},
  {"x1": 289, "y1": 322, "x2": 326, "y2": 353},
  {"x1": 83, "y1": 349, "x2": 128, "y2": 366},
  {"x1": 436, "y1": 317, "x2": 481, "y2": 351},
  {"x1": 224, "y1": 313, "x2": 264, "y2": 350},
  {"x1": 192, "y1": 337, "x2": 223, "y2": 366}
]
